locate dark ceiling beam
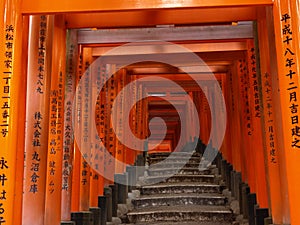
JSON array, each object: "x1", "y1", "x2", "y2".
[{"x1": 78, "y1": 23, "x2": 253, "y2": 44}]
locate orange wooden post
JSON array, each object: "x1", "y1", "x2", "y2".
[
  {"x1": 192, "y1": 91, "x2": 201, "y2": 145},
  {"x1": 14, "y1": 15, "x2": 29, "y2": 225},
  {"x1": 246, "y1": 39, "x2": 268, "y2": 208},
  {"x1": 199, "y1": 87, "x2": 210, "y2": 148},
  {"x1": 61, "y1": 29, "x2": 78, "y2": 221},
  {"x1": 256, "y1": 9, "x2": 284, "y2": 223},
  {"x1": 22, "y1": 15, "x2": 53, "y2": 225},
  {"x1": 234, "y1": 60, "x2": 252, "y2": 183},
  {"x1": 79, "y1": 47, "x2": 92, "y2": 211},
  {"x1": 0, "y1": 0, "x2": 25, "y2": 224},
  {"x1": 71, "y1": 44, "x2": 83, "y2": 212},
  {"x1": 220, "y1": 73, "x2": 233, "y2": 164},
  {"x1": 89, "y1": 55, "x2": 104, "y2": 207},
  {"x1": 271, "y1": 0, "x2": 300, "y2": 223},
  {"x1": 124, "y1": 73, "x2": 135, "y2": 165},
  {"x1": 44, "y1": 14, "x2": 66, "y2": 225},
  {"x1": 115, "y1": 69, "x2": 126, "y2": 173},
  {"x1": 106, "y1": 64, "x2": 117, "y2": 183}
]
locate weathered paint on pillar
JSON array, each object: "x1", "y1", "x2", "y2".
[
  {"x1": 44, "y1": 14, "x2": 66, "y2": 225},
  {"x1": 61, "y1": 29, "x2": 78, "y2": 221},
  {"x1": 22, "y1": 15, "x2": 53, "y2": 225}
]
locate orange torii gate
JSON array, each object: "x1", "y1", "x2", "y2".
[{"x1": 1, "y1": 0, "x2": 300, "y2": 225}]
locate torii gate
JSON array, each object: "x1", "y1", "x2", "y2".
[{"x1": 0, "y1": 0, "x2": 299, "y2": 225}]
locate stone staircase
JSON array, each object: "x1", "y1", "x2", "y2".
[{"x1": 125, "y1": 151, "x2": 235, "y2": 225}]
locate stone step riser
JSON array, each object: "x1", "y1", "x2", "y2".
[
  {"x1": 133, "y1": 197, "x2": 227, "y2": 208},
  {"x1": 149, "y1": 159, "x2": 201, "y2": 165},
  {"x1": 144, "y1": 176, "x2": 215, "y2": 184},
  {"x1": 128, "y1": 212, "x2": 233, "y2": 223},
  {"x1": 148, "y1": 169, "x2": 211, "y2": 176},
  {"x1": 149, "y1": 163, "x2": 201, "y2": 169},
  {"x1": 148, "y1": 153, "x2": 200, "y2": 158},
  {"x1": 140, "y1": 186, "x2": 221, "y2": 195}
]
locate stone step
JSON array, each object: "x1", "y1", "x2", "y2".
[
  {"x1": 148, "y1": 152, "x2": 200, "y2": 158},
  {"x1": 138, "y1": 182, "x2": 222, "y2": 195},
  {"x1": 148, "y1": 156, "x2": 201, "y2": 165},
  {"x1": 143, "y1": 174, "x2": 216, "y2": 184},
  {"x1": 132, "y1": 193, "x2": 227, "y2": 208},
  {"x1": 148, "y1": 167, "x2": 212, "y2": 176},
  {"x1": 148, "y1": 162, "x2": 201, "y2": 169},
  {"x1": 127, "y1": 205, "x2": 234, "y2": 223}
]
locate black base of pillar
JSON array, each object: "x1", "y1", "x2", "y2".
[
  {"x1": 109, "y1": 184, "x2": 118, "y2": 217},
  {"x1": 255, "y1": 208, "x2": 269, "y2": 225},
  {"x1": 234, "y1": 172, "x2": 242, "y2": 201},
  {"x1": 90, "y1": 207, "x2": 101, "y2": 225},
  {"x1": 114, "y1": 173, "x2": 128, "y2": 204},
  {"x1": 61, "y1": 222, "x2": 76, "y2": 225},
  {"x1": 264, "y1": 217, "x2": 273, "y2": 225},
  {"x1": 71, "y1": 211, "x2": 93, "y2": 225},
  {"x1": 239, "y1": 183, "x2": 250, "y2": 218},
  {"x1": 126, "y1": 166, "x2": 136, "y2": 192},
  {"x1": 247, "y1": 193, "x2": 257, "y2": 225},
  {"x1": 104, "y1": 187, "x2": 113, "y2": 222},
  {"x1": 98, "y1": 196, "x2": 107, "y2": 225}
]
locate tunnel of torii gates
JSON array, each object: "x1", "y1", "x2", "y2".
[{"x1": 1, "y1": 0, "x2": 300, "y2": 225}]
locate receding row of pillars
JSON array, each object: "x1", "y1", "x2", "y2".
[{"x1": 214, "y1": 152, "x2": 271, "y2": 225}]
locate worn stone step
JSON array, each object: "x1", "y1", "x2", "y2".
[
  {"x1": 148, "y1": 156, "x2": 201, "y2": 165},
  {"x1": 127, "y1": 205, "x2": 234, "y2": 223},
  {"x1": 148, "y1": 152, "x2": 200, "y2": 158},
  {"x1": 132, "y1": 193, "x2": 227, "y2": 208},
  {"x1": 148, "y1": 167, "x2": 212, "y2": 176},
  {"x1": 149, "y1": 162, "x2": 201, "y2": 169},
  {"x1": 138, "y1": 182, "x2": 222, "y2": 195},
  {"x1": 144, "y1": 174, "x2": 216, "y2": 184}
]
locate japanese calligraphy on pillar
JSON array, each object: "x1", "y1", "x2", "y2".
[
  {"x1": 0, "y1": 156, "x2": 8, "y2": 224},
  {"x1": 62, "y1": 32, "x2": 77, "y2": 192},
  {"x1": 30, "y1": 112, "x2": 43, "y2": 193},
  {"x1": 228, "y1": 72, "x2": 235, "y2": 111},
  {"x1": 264, "y1": 72, "x2": 277, "y2": 163},
  {"x1": 238, "y1": 60, "x2": 252, "y2": 136},
  {"x1": 47, "y1": 71, "x2": 64, "y2": 194},
  {"x1": 0, "y1": 24, "x2": 14, "y2": 224},
  {"x1": 248, "y1": 48, "x2": 261, "y2": 118},
  {"x1": 106, "y1": 65, "x2": 116, "y2": 172},
  {"x1": 36, "y1": 16, "x2": 46, "y2": 94},
  {"x1": 1, "y1": 25, "x2": 14, "y2": 138},
  {"x1": 280, "y1": 13, "x2": 300, "y2": 148},
  {"x1": 81, "y1": 55, "x2": 91, "y2": 186}
]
